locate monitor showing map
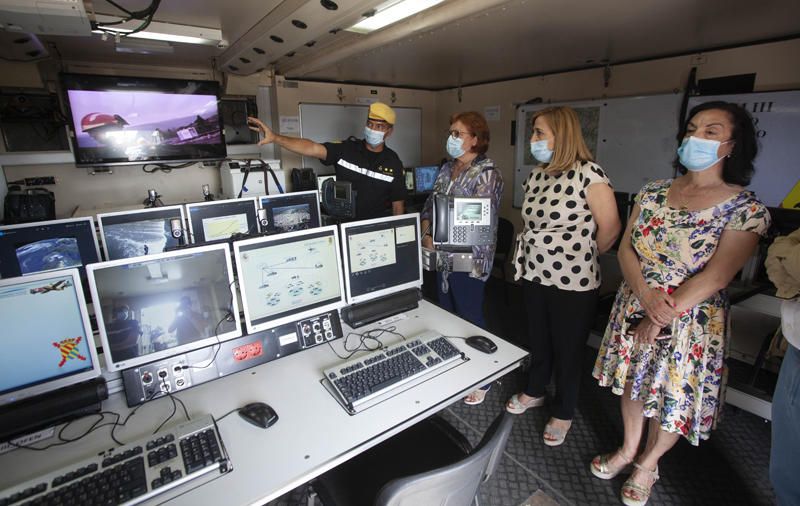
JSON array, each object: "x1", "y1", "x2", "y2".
[{"x1": 233, "y1": 225, "x2": 346, "y2": 334}]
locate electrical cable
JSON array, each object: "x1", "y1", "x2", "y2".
[
  {"x1": 325, "y1": 325, "x2": 407, "y2": 360},
  {"x1": 142, "y1": 162, "x2": 195, "y2": 174}
]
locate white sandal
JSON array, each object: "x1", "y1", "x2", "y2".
[
  {"x1": 505, "y1": 393, "x2": 545, "y2": 414},
  {"x1": 621, "y1": 463, "x2": 659, "y2": 506},
  {"x1": 590, "y1": 447, "x2": 634, "y2": 479},
  {"x1": 463, "y1": 387, "x2": 490, "y2": 405}
]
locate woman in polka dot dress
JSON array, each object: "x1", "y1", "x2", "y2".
[{"x1": 507, "y1": 106, "x2": 621, "y2": 446}]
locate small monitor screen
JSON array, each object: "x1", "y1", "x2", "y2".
[
  {"x1": 453, "y1": 198, "x2": 490, "y2": 225},
  {"x1": 61, "y1": 73, "x2": 226, "y2": 167},
  {"x1": 414, "y1": 165, "x2": 439, "y2": 193},
  {"x1": 259, "y1": 190, "x2": 321, "y2": 235},
  {"x1": 88, "y1": 244, "x2": 241, "y2": 370},
  {"x1": 0, "y1": 269, "x2": 101, "y2": 406},
  {"x1": 457, "y1": 202, "x2": 483, "y2": 221},
  {"x1": 0, "y1": 217, "x2": 101, "y2": 298},
  {"x1": 234, "y1": 226, "x2": 346, "y2": 334},
  {"x1": 186, "y1": 197, "x2": 258, "y2": 244},
  {"x1": 317, "y1": 174, "x2": 336, "y2": 202},
  {"x1": 341, "y1": 213, "x2": 423, "y2": 304},
  {"x1": 98, "y1": 205, "x2": 186, "y2": 260}
]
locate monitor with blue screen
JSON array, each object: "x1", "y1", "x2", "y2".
[
  {"x1": 233, "y1": 225, "x2": 346, "y2": 334},
  {"x1": 0, "y1": 217, "x2": 102, "y2": 299},
  {"x1": 414, "y1": 165, "x2": 439, "y2": 193},
  {"x1": 97, "y1": 205, "x2": 186, "y2": 260},
  {"x1": 87, "y1": 243, "x2": 241, "y2": 371},
  {"x1": 186, "y1": 197, "x2": 258, "y2": 244},
  {"x1": 0, "y1": 269, "x2": 101, "y2": 407},
  {"x1": 340, "y1": 213, "x2": 423, "y2": 304}
]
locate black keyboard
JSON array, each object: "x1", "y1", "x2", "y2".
[
  {"x1": 0, "y1": 415, "x2": 231, "y2": 506},
  {"x1": 324, "y1": 330, "x2": 464, "y2": 413}
]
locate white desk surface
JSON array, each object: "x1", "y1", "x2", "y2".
[{"x1": 0, "y1": 301, "x2": 528, "y2": 505}]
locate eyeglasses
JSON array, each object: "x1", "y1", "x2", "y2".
[
  {"x1": 366, "y1": 120, "x2": 392, "y2": 132},
  {"x1": 449, "y1": 130, "x2": 473, "y2": 139}
]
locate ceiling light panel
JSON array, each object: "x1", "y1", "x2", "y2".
[
  {"x1": 347, "y1": 0, "x2": 446, "y2": 34},
  {"x1": 218, "y1": 0, "x2": 391, "y2": 75}
]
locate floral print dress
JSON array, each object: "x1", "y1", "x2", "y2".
[{"x1": 592, "y1": 179, "x2": 771, "y2": 445}]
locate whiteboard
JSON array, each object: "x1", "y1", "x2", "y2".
[
  {"x1": 514, "y1": 94, "x2": 682, "y2": 207},
  {"x1": 687, "y1": 90, "x2": 800, "y2": 207},
  {"x1": 298, "y1": 103, "x2": 422, "y2": 175}
]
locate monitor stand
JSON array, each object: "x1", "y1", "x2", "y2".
[{"x1": 340, "y1": 288, "x2": 422, "y2": 329}]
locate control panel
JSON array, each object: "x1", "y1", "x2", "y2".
[{"x1": 121, "y1": 310, "x2": 344, "y2": 406}]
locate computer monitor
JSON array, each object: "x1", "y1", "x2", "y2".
[
  {"x1": 0, "y1": 269, "x2": 102, "y2": 407},
  {"x1": 233, "y1": 226, "x2": 346, "y2": 334},
  {"x1": 258, "y1": 190, "x2": 321, "y2": 234},
  {"x1": 0, "y1": 217, "x2": 102, "y2": 299},
  {"x1": 186, "y1": 197, "x2": 259, "y2": 244},
  {"x1": 340, "y1": 213, "x2": 423, "y2": 305},
  {"x1": 414, "y1": 165, "x2": 439, "y2": 193},
  {"x1": 317, "y1": 174, "x2": 336, "y2": 202},
  {"x1": 87, "y1": 243, "x2": 241, "y2": 371},
  {"x1": 97, "y1": 205, "x2": 187, "y2": 260}
]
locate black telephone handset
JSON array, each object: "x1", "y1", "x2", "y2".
[{"x1": 433, "y1": 193, "x2": 450, "y2": 243}]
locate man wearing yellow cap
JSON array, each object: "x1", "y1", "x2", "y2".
[{"x1": 247, "y1": 102, "x2": 406, "y2": 220}]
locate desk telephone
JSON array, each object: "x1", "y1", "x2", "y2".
[
  {"x1": 432, "y1": 194, "x2": 493, "y2": 249},
  {"x1": 321, "y1": 178, "x2": 356, "y2": 219}
]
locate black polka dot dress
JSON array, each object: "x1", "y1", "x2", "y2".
[{"x1": 513, "y1": 160, "x2": 611, "y2": 291}]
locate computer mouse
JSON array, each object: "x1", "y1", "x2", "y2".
[
  {"x1": 465, "y1": 335, "x2": 497, "y2": 354},
  {"x1": 238, "y1": 402, "x2": 279, "y2": 429}
]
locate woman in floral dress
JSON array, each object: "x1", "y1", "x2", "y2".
[{"x1": 590, "y1": 101, "x2": 771, "y2": 506}]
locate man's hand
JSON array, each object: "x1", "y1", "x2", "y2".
[
  {"x1": 248, "y1": 116, "x2": 276, "y2": 146},
  {"x1": 422, "y1": 235, "x2": 433, "y2": 249}
]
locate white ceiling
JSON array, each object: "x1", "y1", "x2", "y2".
[{"x1": 31, "y1": 0, "x2": 800, "y2": 90}]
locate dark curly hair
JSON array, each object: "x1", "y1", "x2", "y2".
[{"x1": 674, "y1": 101, "x2": 758, "y2": 186}]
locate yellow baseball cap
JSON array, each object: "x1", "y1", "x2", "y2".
[{"x1": 368, "y1": 102, "x2": 396, "y2": 125}]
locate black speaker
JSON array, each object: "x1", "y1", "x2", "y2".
[
  {"x1": 341, "y1": 288, "x2": 421, "y2": 328},
  {"x1": 3, "y1": 187, "x2": 55, "y2": 224},
  {"x1": 0, "y1": 377, "x2": 108, "y2": 442}
]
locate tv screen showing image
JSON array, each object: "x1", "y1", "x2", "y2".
[
  {"x1": 97, "y1": 206, "x2": 186, "y2": 261},
  {"x1": 186, "y1": 198, "x2": 258, "y2": 244},
  {"x1": 259, "y1": 191, "x2": 321, "y2": 235},
  {"x1": 0, "y1": 217, "x2": 102, "y2": 300},
  {"x1": 88, "y1": 244, "x2": 241, "y2": 371},
  {"x1": 61, "y1": 73, "x2": 227, "y2": 167}
]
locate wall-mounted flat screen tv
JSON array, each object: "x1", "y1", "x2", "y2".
[{"x1": 60, "y1": 73, "x2": 227, "y2": 167}]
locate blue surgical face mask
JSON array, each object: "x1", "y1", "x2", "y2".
[
  {"x1": 446, "y1": 135, "x2": 465, "y2": 158},
  {"x1": 364, "y1": 126, "x2": 385, "y2": 147},
  {"x1": 530, "y1": 139, "x2": 553, "y2": 163},
  {"x1": 677, "y1": 136, "x2": 731, "y2": 172}
]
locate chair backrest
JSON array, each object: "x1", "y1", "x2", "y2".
[
  {"x1": 495, "y1": 217, "x2": 514, "y2": 259},
  {"x1": 375, "y1": 412, "x2": 514, "y2": 506}
]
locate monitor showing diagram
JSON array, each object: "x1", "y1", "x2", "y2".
[
  {"x1": 97, "y1": 205, "x2": 186, "y2": 260},
  {"x1": 186, "y1": 197, "x2": 258, "y2": 244},
  {"x1": 234, "y1": 225, "x2": 346, "y2": 334},
  {"x1": 0, "y1": 269, "x2": 101, "y2": 407},
  {"x1": 259, "y1": 190, "x2": 321, "y2": 235},
  {"x1": 340, "y1": 213, "x2": 423, "y2": 304}
]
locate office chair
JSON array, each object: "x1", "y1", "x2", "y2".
[
  {"x1": 311, "y1": 411, "x2": 514, "y2": 506},
  {"x1": 492, "y1": 217, "x2": 515, "y2": 303}
]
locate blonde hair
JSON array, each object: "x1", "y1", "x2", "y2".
[{"x1": 531, "y1": 106, "x2": 593, "y2": 172}]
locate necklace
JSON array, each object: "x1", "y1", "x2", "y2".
[{"x1": 673, "y1": 180, "x2": 724, "y2": 210}]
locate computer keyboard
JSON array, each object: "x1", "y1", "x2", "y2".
[
  {"x1": 0, "y1": 414, "x2": 231, "y2": 506},
  {"x1": 324, "y1": 330, "x2": 465, "y2": 413}
]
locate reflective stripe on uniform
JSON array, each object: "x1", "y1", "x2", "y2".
[{"x1": 338, "y1": 159, "x2": 394, "y2": 182}]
